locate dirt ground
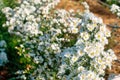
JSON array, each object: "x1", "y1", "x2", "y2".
[{"x1": 57, "y1": 0, "x2": 120, "y2": 25}]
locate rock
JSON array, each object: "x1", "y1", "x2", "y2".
[
  {"x1": 108, "y1": 73, "x2": 120, "y2": 80},
  {"x1": 0, "y1": 51, "x2": 8, "y2": 66},
  {"x1": 0, "y1": 76, "x2": 5, "y2": 80},
  {"x1": 0, "y1": 40, "x2": 7, "y2": 48}
]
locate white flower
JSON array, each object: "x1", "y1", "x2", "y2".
[
  {"x1": 80, "y1": 32, "x2": 90, "y2": 41},
  {"x1": 105, "y1": 29, "x2": 111, "y2": 37},
  {"x1": 98, "y1": 69, "x2": 105, "y2": 75},
  {"x1": 100, "y1": 25, "x2": 106, "y2": 32},
  {"x1": 56, "y1": 29, "x2": 62, "y2": 34},
  {"x1": 87, "y1": 71, "x2": 96, "y2": 79},
  {"x1": 95, "y1": 57, "x2": 104, "y2": 65},
  {"x1": 97, "y1": 18, "x2": 103, "y2": 24},
  {"x1": 117, "y1": 12, "x2": 120, "y2": 17},
  {"x1": 2, "y1": 7, "x2": 12, "y2": 14},
  {"x1": 99, "y1": 64, "x2": 106, "y2": 70},
  {"x1": 100, "y1": 37, "x2": 108, "y2": 45},
  {"x1": 71, "y1": 27, "x2": 79, "y2": 34},
  {"x1": 71, "y1": 55, "x2": 79, "y2": 64},
  {"x1": 82, "y1": 2, "x2": 89, "y2": 10},
  {"x1": 26, "y1": 15, "x2": 35, "y2": 21},
  {"x1": 75, "y1": 39, "x2": 84, "y2": 46},
  {"x1": 86, "y1": 24, "x2": 95, "y2": 31},
  {"x1": 110, "y1": 4, "x2": 120, "y2": 17},
  {"x1": 58, "y1": 64, "x2": 67, "y2": 74},
  {"x1": 51, "y1": 43, "x2": 59, "y2": 51},
  {"x1": 108, "y1": 49, "x2": 117, "y2": 60},
  {"x1": 63, "y1": 29, "x2": 67, "y2": 33},
  {"x1": 77, "y1": 49, "x2": 85, "y2": 57},
  {"x1": 78, "y1": 66, "x2": 84, "y2": 72},
  {"x1": 20, "y1": 75, "x2": 27, "y2": 80},
  {"x1": 33, "y1": 0, "x2": 41, "y2": 4},
  {"x1": 111, "y1": 4, "x2": 119, "y2": 13},
  {"x1": 69, "y1": 9, "x2": 74, "y2": 13},
  {"x1": 78, "y1": 73, "x2": 86, "y2": 80},
  {"x1": 95, "y1": 31, "x2": 104, "y2": 40},
  {"x1": 88, "y1": 49, "x2": 96, "y2": 58},
  {"x1": 64, "y1": 52, "x2": 71, "y2": 58}
]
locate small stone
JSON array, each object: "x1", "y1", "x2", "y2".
[
  {"x1": 108, "y1": 73, "x2": 120, "y2": 80},
  {"x1": 0, "y1": 51, "x2": 8, "y2": 66}
]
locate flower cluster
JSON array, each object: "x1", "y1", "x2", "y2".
[
  {"x1": 58, "y1": 11, "x2": 117, "y2": 80},
  {"x1": 0, "y1": 40, "x2": 8, "y2": 66},
  {"x1": 2, "y1": 0, "x2": 60, "y2": 36},
  {"x1": 2, "y1": 0, "x2": 116, "y2": 80},
  {"x1": 110, "y1": 4, "x2": 120, "y2": 17}
]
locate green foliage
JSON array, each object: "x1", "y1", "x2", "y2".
[
  {"x1": 2, "y1": 0, "x2": 18, "y2": 8},
  {"x1": 0, "y1": 0, "x2": 4, "y2": 10},
  {"x1": 102, "y1": 0, "x2": 120, "y2": 6},
  {"x1": 0, "y1": 12, "x2": 22, "y2": 71},
  {"x1": 0, "y1": 0, "x2": 33, "y2": 78}
]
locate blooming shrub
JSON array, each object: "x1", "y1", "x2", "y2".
[
  {"x1": 58, "y1": 11, "x2": 116, "y2": 80},
  {"x1": 2, "y1": 0, "x2": 117, "y2": 80},
  {"x1": 110, "y1": 4, "x2": 120, "y2": 18}
]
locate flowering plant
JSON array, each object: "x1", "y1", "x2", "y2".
[
  {"x1": 110, "y1": 4, "x2": 120, "y2": 18},
  {"x1": 2, "y1": 0, "x2": 116, "y2": 80},
  {"x1": 58, "y1": 11, "x2": 116, "y2": 80}
]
